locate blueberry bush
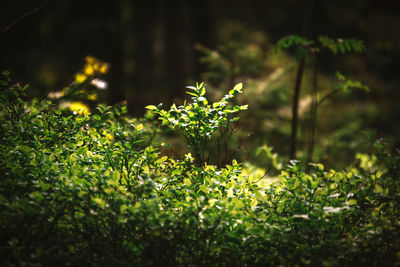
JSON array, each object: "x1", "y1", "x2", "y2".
[{"x1": 1, "y1": 71, "x2": 399, "y2": 266}]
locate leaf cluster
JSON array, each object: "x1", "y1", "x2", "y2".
[
  {"x1": 275, "y1": 34, "x2": 366, "y2": 57},
  {"x1": 0, "y1": 73, "x2": 399, "y2": 266},
  {"x1": 147, "y1": 82, "x2": 248, "y2": 167}
]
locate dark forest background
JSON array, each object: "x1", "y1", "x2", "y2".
[{"x1": 1, "y1": 0, "x2": 400, "y2": 168}]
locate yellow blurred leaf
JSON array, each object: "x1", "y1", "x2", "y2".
[
  {"x1": 250, "y1": 198, "x2": 258, "y2": 208},
  {"x1": 99, "y1": 64, "x2": 109, "y2": 74},
  {"x1": 145, "y1": 105, "x2": 157, "y2": 110},
  {"x1": 120, "y1": 204, "x2": 128, "y2": 213},
  {"x1": 85, "y1": 56, "x2": 96, "y2": 64},
  {"x1": 233, "y1": 83, "x2": 243, "y2": 91},
  {"x1": 88, "y1": 93, "x2": 98, "y2": 101},
  {"x1": 348, "y1": 199, "x2": 357, "y2": 205},
  {"x1": 75, "y1": 73, "x2": 87, "y2": 83},
  {"x1": 93, "y1": 63, "x2": 100, "y2": 71},
  {"x1": 70, "y1": 102, "x2": 90, "y2": 115},
  {"x1": 136, "y1": 124, "x2": 144, "y2": 131},
  {"x1": 374, "y1": 184, "x2": 384, "y2": 194},
  {"x1": 84, "y1": 64, "x2": 94, "y2": 76},
  {"x1": 317, "y1": 163, "x2": 324, "y2": 170},
  {"x1": 184, "y1": 178, "x2": 192, "y2": 186},
  {"x1": 208, "y1": 199, "x2": 216, "y2": 208}
]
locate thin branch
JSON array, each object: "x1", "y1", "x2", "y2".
[
  {"x1": 0, "y1": 0, "x2": 52, "y2": 36},
  {"x1": 317, "y1": 88, "x2": 340, "y2": 107}
]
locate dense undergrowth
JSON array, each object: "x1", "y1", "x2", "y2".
[{"x1": 1, "y1": 72, "x2": 400, "y2": 266}]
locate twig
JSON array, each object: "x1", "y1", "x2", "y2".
[
  {"x1": 317, "y1": 88, "x2": 340, "y2": 107},
  {"x1": 0, "y1": 0, "x2": 52, "y2": 36}
]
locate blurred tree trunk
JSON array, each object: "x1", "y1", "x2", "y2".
[
  {"x1": 131, "y1": 0, "x2": 156, "y2": 115},
  {"x1": 118, "y1": 0, "x2": 135, "y2": 110},
  {"x1": 290, "y1": 57, "x2": 305, "y2": 159},
  {"x1": 193, "y1": 0, "x2": 216, "y2": 77},
  {"x1": 165, "y1": 0, "x2": 197, "y2": 102},
  {"x1": 290, "y1": 0, "x2": 316, "y2": 160},
  {"x1": 117, "y1": 0, "x2": 216, "y2": 115}
]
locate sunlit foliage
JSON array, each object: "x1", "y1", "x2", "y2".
[
  {"x1": 1, "y1": 71, "x2": 399, "y2": 265},
  {"x1": 47, "y1": 56, "x2": 110, "y2": 114}
]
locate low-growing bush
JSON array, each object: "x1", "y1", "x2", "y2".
[{"x1": 0, "y1": 72, "x2": 399, "y2": 266}]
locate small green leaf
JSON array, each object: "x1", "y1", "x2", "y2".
[
  {"x1": 157, "y1": 156, "x2": 168, "y2": 163},
  {"x1": 336, "y1": 71, "x2": 345, "y2": 80},
  {"x1": 374, "y1": 184, "x2": 384, "y2": 194},
  {"x1": 317, "y1": 163, "x2": 324, "y2": 171},
  {"x1": 120, "y1": 204, "x2": 128, "y2": 213},
  {"x1": 145, "y1": 105, "x2": 157, "y2": 110},
  {"x1": 250, "y1": 198, "x2": 258, "y2": 208},
  {"x1": 208, "y1": 199, "x2": 216, "y2": 208},
  {"x1": 30, "y1": 191, "x2": 44, "y2": 201},
  {"x1": 233, "y1": 83, "x2": 243, "y2": 92},
  {"x1": 68, "y1": 245, "x2": 75, "y2": 253},
  {"x1": 171, "y1": 169, "x2": 180, "y2": 176},
  {"x1": 186, "y1": 91, "x2": 197, "y2": 97},
  {"x1": 338, "y1": 43, "x2": 345, "y2": 53},
  {"x1": 40, "y1": 182, "x2": 51, "y2": 191},
  {"x1": 92, "y1": 197, "x2": 106, "y2": 209},
  {"x1": 348, "y1": 199, "x2": 357, "y2": 205},
  {"x1": 184, "y1": 178, "x2": 192, "y2": 186}
]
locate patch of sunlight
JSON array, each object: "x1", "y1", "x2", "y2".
[
  {"x1": 277, "y1": 95, "x2": 313, "y2": 118},
  {"x1": 60, "y1": 101, "x2": 90, "y2": 115},
  {"x1": 242, "y1": 162, "x2": 281, "y2": 188}
]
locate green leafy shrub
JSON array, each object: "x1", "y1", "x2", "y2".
[
  {"x1": 147, "y1": 82, "x2": 248, "y2": 167},
  {"x1": 0, "y1": 72, "x2": 399, "y2": 266}
]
